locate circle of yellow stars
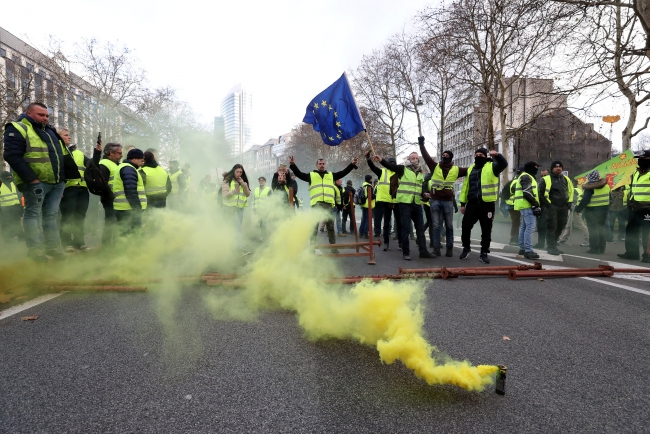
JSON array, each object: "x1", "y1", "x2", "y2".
[{"x1": 312, "y1": 99, "x2": 343, "y2": 141}]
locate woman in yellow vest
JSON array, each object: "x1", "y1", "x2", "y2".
[
  {"x1": 575, "y1": 170, "x2": 610, "y2": 254},
  {"x1": 222, "y1": 164, "x2": 251, "y2": 250},
  {"x1": 139, "y1": 150, "x2": 171, "y2": 209},
  {"x1": 0, "y1": 171, "x2": 24, "y2": 241}
]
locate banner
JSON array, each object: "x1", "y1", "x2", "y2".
[{"x1": 574, "y1": 150, "x2": 638, "y2": 189}]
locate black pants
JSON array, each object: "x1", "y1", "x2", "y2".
[
  {"x1": 373, "y1": 201, "x2": 401, "y2": 245},
  {"x1": 461, "y1": 201, "x2": 495, "y2": 253},
  {"x1": 102, "y1": 201, "x2": 117, "y2": 247},
  {"x1": 312, "y1": 202, "x2": 336, "y2": 245},
  {"x1": 146, "y1": 196, "x2": 167, "y2": 209},
  {"x1": 342, "y1": 206, "x2": 352, "y2": 233},
  {"x1": 399, "y1": 202, "x2": 427, "y2": 256},
  {"x1": 508, "y1": 209, "x2": 520, "y2": 243},
  {"x1": 0, "y1": 204, "x2": 24, "y2": 241},
  {"x1": 59, "y1": 186, "x2": 89, "y2": 248},
  {"x1": 606, "y1": 209, "x2": 627, "y2": 241},
  {"x1": 115, "y1": 209, "x2": 143, "y2": 233},
  {"x1": 584, "y1": 207, "x2": 608, "y2": 253},
  {"x1": 624, "y1": 209, "x2": 650, "y2": 258},
  {"x1": 536, "y1": 207, "x2": 547, "y2": 247},
  {"x1": 545, "y1": 204, "x2": 569, "y2": 249}
]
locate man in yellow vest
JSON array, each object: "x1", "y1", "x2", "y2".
[
  {"x1": 168, "y1": 160, "x2": 186, "y2": 210},
  {"x1": 334, "y1": 178, "x2": 344, "y2": 236},
  {"x1": 58, "y1": 128, "x2": 102, "y2": 251},
  {"x1": 289, "y1": 155, "x2": 358, "y2": 252},
  {"x1": 619, "y1": 150, "x2": 650, "y2": 262},
  {"x1": 139, "y1": 149, "x2": 171, "y2": 208},
  {"x1": 559, "y1": 182, "x2": 589, "y2": 246},
  {"x1": 500, "y1": 167, "x2": 523, "y2": 246},
  {"x1": 538, "y1": 161, "x2": 574, "y2": 255},
  {"x1": 366, "y1": 152, "x2": 401, "y2": 250},
  {"x1": 514, "y1": 162, "x2": 542, "y2": 259},
  {"x1": 374, "y1": 147, "x2": 434, "y2": 261},
  {"x1": 254, "y1": 176, "x2": 272, "y2": 239},
  {"x1": 3, "y1": 102, "x2": 73, "y2": 261},
  {"x1": 112, "y1": 148, "x2": 147, "y2": 231},
  {"x1": 98, "y1": 143, "x2": 123, "y2": 246},
  {"x1": 459, "y1": 147, "x2": 508, "y2": 263},
  {"x1": 575, "y1": 170, "x2": 611, "y2": 254},
  {"x1": 0, "y1": 171, "x2": 23, "y2": 241}
]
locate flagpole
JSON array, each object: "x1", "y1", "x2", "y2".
[{"x1": 343, "y1": 72, "x2": 375, "y2": 156}]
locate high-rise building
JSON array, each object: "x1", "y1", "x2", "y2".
[{"x1": 220, "y1": 84, "x2": 253, "y2": 156}]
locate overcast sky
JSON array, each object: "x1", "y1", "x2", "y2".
[{"x1": 2, "y1": 0, "x2": 435, "y2": 149}]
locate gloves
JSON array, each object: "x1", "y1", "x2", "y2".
[
  {"x1": 418, "y1": 136, "x2": 425, "y2": 146},
  {"x1": 532, "y1": 206, "x2": 542, "y2": 217}
]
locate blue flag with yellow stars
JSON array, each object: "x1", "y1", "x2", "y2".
[{"x1": 302, "y1": 73, "x2": 366, "y2": 146}]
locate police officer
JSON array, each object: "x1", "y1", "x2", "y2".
[{"x1": 618, "y1": 150, "x2": 650, "y2": 262}]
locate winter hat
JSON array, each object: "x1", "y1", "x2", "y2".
[
  {"x1": 127, "y1": 148, "x2": 144, "y2": 160},
  {"x1": 387, "y1": 157, "x2": 397, "y2": 164},
  {"x1": 346, "y1": 180, "x2": 353, "y2": 186},
  {"x1": 550, "y1": 160, "x2": 563, "y2": 170},
  {"x1": 364, "y1": 174, "x2": 372, "y2": 182},
  {"x1": 442, "y1": 150, "x2": 454, "y2": 160},
  {"x1": 516, "y1": 166, "x2": 524, "y2": 174},
  {"x1": 587, "y1": 170, "x2": 601, "y2": 183},
  {"x1": 523, "y1": 161, "x2": 539, "y2": 174},
  {"x1": 475, "y1": 148, "x2": 488, "y2": 158}
]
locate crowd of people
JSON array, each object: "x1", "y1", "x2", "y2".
[{"x1": 2, "y1": 102, "x2": 650, "y2": 264}]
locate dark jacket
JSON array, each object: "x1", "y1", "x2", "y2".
[
  {"x1": 290, "y1": 163, "x2": 357, "y2": 184},
  {"x1": 271, "y1": 172, "x2": 298, "y2": 195},
  {"x1": 518, "y1": 173, "x2": 540, "y2": 208},
  {"x1": 140, "y1": 160, "x2": 172, "y2": 197},
  {"x1": 539, "y1": 173, "x2": 570, "y2": 208},
  {"x1": 119, "y1": 160, "x2": 143, "y2": 210},
  {"x1": 379, "y1": 159, "x2": 427, "y2": 204},
  {"x1": 335, "y1": 184, "x2": 344, "y2": 211},
  {"x1": 575, "y1": 178, "x2": 608, "y2": 213},
  {"x1": 463, "y1": 155, "x2": 508, "y2": 204},
  {"x1": 343, "y1": 185, "x2": 355, "y2": 208},
  {"x1": 419, "y1": 142, "x2": 469, "y2": 201},
  {"x1": 4, "y1": 114, "x2": 67, "y2": 185}
]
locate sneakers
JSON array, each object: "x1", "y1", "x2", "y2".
[
  {"x1": 403, "y1": 254, "x2": 412, "y2": 261},
  {"x1": 433, "y1": 248, "x2": 442, "y2": 257},
  {"x1": 479, "y1": 252, "x2": 490, "y2": 263},
  {"x1": 580, "y1": 241, "x2": 590, "y2": 247},
  {"x1": 383, "y1": 245, "x2": 390, "y2": 251},
  {"x1": 524, "y1": 251, "x2": 540, "y2": 259},
  {"x1": 518, "y1": 249, "x2": 525, "y2": 256},
  {"x1": 419, "y1": 251, "x2": 434, "y2": 259},
  {"x1": 65, "y1": 245, "x2": 76, "y2": 252},
  {"x1": 446, "y1": 247, "x2": 453, "y2": 257},
  {"x1": 78, "y1": 245, "x2": 92, "y2": 251},
  {"x1": 617, "y1": 252, "x2": 640, "y2": 260},
  {"x1": 558, "y1": 240, "x2": 566, "y2": 245},
  {"x1": 338, "y1": 233, "x2": 346, "y2": 237},
  {"x1": 46, "y1": 249, "x2": 66, "y2": 260},
  {"x1": 459, "y1": 248, "x2": 470, "y2": 260},
  {"x1": 28, "y1": 250, "x2": 49, "y2": 263}
]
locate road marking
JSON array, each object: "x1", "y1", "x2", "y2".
[
  {"x1": 490, "y1": 253, "x2": 650, "y2": 297},
  {"x1": 0, "y1": 293, "x2": 65, "y2": 321},
  {"x1": 493, "y1": 251, "x2": 564, "y2": 262}
]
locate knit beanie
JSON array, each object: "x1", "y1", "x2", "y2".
[
  {"x1": 127, "y1": 148, "x2": 144, "y2": 160},
  {"x1": 550, "y1": 160, "x2": 563, "y2": 170},
  {"x1": 475, "y1": 148, "x2": 488, "y2": 158},
  {"x1": 587, "y1": 170, "x2": 601, "y2": 183},
  {"x1": 442, "y1": 150, "x2": 454, "y2": 160},
  {"x1": 346, "y1": 180, "x2": 353, "y2": 186}
]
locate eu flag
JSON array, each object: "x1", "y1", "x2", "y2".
[{"x1": 302, "y1": 73, "x2": 365, "y2": 146}]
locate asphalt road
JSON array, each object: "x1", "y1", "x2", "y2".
[{"x1": 1, "y1": 219, "x2": 650, "y2": 433}]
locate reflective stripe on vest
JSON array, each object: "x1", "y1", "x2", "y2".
[
  {"x1": 459, "y1": 163, "x2": 499, "y2": 203},
  {"x1": 513, "y1": 173, "x2": 538, "y2": 211},
  {"x1": 376, "y1": 168, "x2": 395, "y2": 203},
  {"x1": 309, "y1": 172, "x2": 336, "y2": 206},
  {"x1": 587, "y1": 184, "x2": 610, "y2": 207},
  {"x1": 254, "y1": 186, "x2": 271, "y2": 207},
  {"x1": 170, "y1": 170, "x2": 183, "y2": 194},
  {"x1": 140, "y1": 165, "x2": 170, "y2": 196},
  {"x1": 9, "y1": 120, "x2": 69, "y2": 185},
  {"x1": 431, "y1": 165, "x2": 459, "y2": 191},
  {"x1": 99, "y1": 159, "x2": 119, "y2": 190},
  {"x1": 541, "y1": 174, "x2": 574, "y2": 204},
  {"x1": 361, "y1": 182, "x2": 373, "y2": 208},
  {"x1": 0, "y1": 181, "x2": 20, "y2": 206},
  {"x1": 66, "y1": 149, "x2": 87, "y2": 188},
  {"x1": 223, "y1": 180, "x2": 248, "y2": 208},
  {"x1": 396, "y1": 167, "x2": 423, "y2": 205},
  {"x1": 112, "y1": 163, "x2": 148, "y2": 211},
  {"x1": 630, "y1": 171, "x2": 650, "y2": 202},
  {"x1": 506, "y1": 176, "x2": 518, "y2": 206}
]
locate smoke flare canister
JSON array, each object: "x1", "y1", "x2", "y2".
[{"x1": 496, "y1": 365, "x2": 507, "y2": 395}]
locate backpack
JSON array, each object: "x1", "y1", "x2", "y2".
[
  {"x1": 353, "y1": 185, "x2": 367, "y2": 205},
  {"x1": 84, "y1": 160, "x2": 114, "y2": 200}
]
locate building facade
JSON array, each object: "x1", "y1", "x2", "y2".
[
  {"x1": 238, "y1": 132, "x2": 292, "y2": 181},
  {"x1": 220, "y1": 84, "x2": 253, "y2": 157}
]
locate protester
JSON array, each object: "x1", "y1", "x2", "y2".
[
  {"x1": 558, "y1": 183, "x2": 590, "y2": 247},
  {"x1": 3, "y1": 102, "x2": 72, "y2": 261},
  {"x1": 539, "y1": 161, "x2": 574, "y2": 255},
  {"x1": 342, "y1": 180, "x2": 356, "y2": 235},
  {"x1": 222, "y1": 164, "x2": 251, "y2": 251},
  {"x1": 98, "y1": 143, "x2": 123, "y2": 247},
  {"x1": 535, "y1": 168, "x2": 550, "y2": 248},
  {"x1": 366, "y1": 152, "x2": 400, "y2": 250},
  {"x1": 575, "y1": 170, "x2": 610, "y2": 254},
  {"x1": 0, "y1": 171, "x2": 23, "y2": 241},
  {"x1": 501, "y1": 167, "x2": 523, "y2": 246},
  {"x1": 139, "y1": 149, "x2": 171, "y2": 209},
  {"x1": 618, "y1": 150, "x2": 650, "y2": 262},
  {"x1": 253, "y1": 176, "x2": 272, "y2": 239},
  {"x1": 606, "y1": 185, "x2": 628, "y2": 243},
  {"x1": 514, "y1": 162, "x2": 542, "y2": 259},
  {"x1": 358, "y1": 174, "x2": 373, "y2": 239},
  {"x1": 334, "y1": 179, "x2": 344, "y2": 236},
  {"x1": 113, "y1": 148, "x2": 147, "y2": 231},
  {"x1": 458, "y1": 147, "x2": 508, "y2": 263},
  {"x1": 168, "y1": 160, "x2": 186, "y2": 210}
]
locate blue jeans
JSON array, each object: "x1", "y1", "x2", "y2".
[
  {"x1": 359, "y1": 207, "x2": 369, "y2": 236},
  {"x1": 518, "y1": 208, "x2": 537, "y2": 252},
  {"x1": 22, "y1": 181, "x2": 65, "y2": 254},
  {"x1": 432, "y1": 200, "x2": 454, "y2": 249},
  {"x1": 332, "y1": 207, "x2": 342, "y2": 234}
]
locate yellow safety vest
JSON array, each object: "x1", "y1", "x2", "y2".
[
  {"x1": 335, "y1": 184, "x2": 341, "y2": 206},
  {"x1": 459, "y1": 163, "x2": 499, "y2": 203},
  {"x1": 361, "y1": 182, "x2": 373, "y2": 208},
  {"x1": 376, "y1": 168, "x2": 395, "y2": 203},
  {"x1": 587, "y1": 184, "x2": 610, "y2": 207},
  {"x1": 630, "y1": 170, "x2": 650, "y2": 203},
  {"x1": 308, "y1": 172, "x2": 336, "y2": 206},
  {"x1": 541, "y1": 175, "x2": 574, "y2": 204},
  {"x1": 112, "y1": 163, "x2": 148, "y2": 211},
  {"x1": 513, "y1": 173, "x2": 538, "y2": 211},
  {"x1": 623, "y1": 184, "x2": 629, "y2": 205},
  {"x1": 506, "y1": 176, "x2": 518, "y2": 206},
  {"x1": 0, "y1": 181, "x2": 20, "y2": 206},
  {"x1": 431, "y1": 165, "x2": 459, "y2": 191},
  {"x1": 575, "y1": 187, "x2": 583, "y2": 207},
  {"x1": 396, "y1": 167, "x2": 423, "y2": 205},
  {"x1": 254, "y1": 186, "x2": 271, "y2": 209},
  {"x1": 170, "y1": 170, "x2": 183, "y2": 195},
  {"x1": 99, "y1": 159, "x2": 119, "y2": 191},
  {"x1": 223, "y1": 180, "x2": 248, "y2": 208},
  {"x1": 65, "y1": 149, "x2": 87, "y2": 188},
  {"x1": 9, "y1": 119, "x2": 70, "y2": 185},
  {"x1": 140, "y1": 166, "x2": 170, "y2": 197},
  {"x1": 423, "y1": 179, "x2": 432, "y2": 207}
]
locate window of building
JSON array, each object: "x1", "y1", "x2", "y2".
[
  {"x1": 0, "y1": 48, "x2": 6, "y2": 57},
  {"x1": 26, "y1": 63, "x2": 34, "y2": 72}
]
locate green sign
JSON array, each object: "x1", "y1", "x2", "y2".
[{"x1": 574, "y1": 150, "x2": 638, "y2": 189}]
